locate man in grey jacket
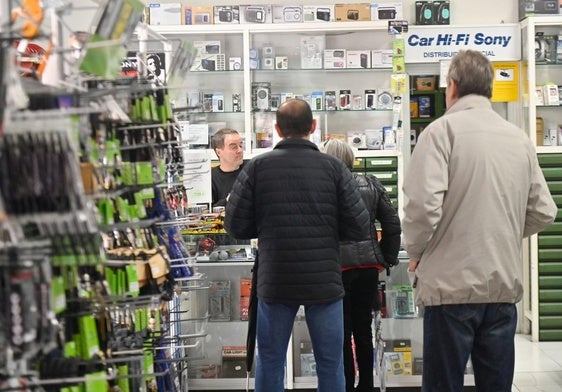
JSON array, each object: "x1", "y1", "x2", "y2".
[
  {"x1": 403, "y1": 50, "x2": 557, "y2": 392},
  {"x1": 225, "y1": 98, "x2": 370, "y2": 392}
]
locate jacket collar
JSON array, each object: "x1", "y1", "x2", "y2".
[
  {"x1": 274, "y1": 138, "x2": 319, "y2": 151},
  {"x1": 446, "y1": 94, "x2": 492, "y2": 115}
]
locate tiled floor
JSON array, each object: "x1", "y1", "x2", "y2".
[{"x1": 513, "y1": 334, "x2": 562, "y2": 392}]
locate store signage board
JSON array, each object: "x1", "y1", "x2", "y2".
[{"x1": 405, "y1": 24, "x2": 521, "y2": 63}]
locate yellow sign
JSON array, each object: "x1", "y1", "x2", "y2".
[{"x1": 491, "y1": 62, "x2": 519, "y2": 102}]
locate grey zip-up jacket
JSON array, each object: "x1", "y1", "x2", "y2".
[{"x1": 403, "y1": 94, "x2": 557, "y2": 306}]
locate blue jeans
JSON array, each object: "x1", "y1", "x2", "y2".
[
  {"x1": 255, "y1": 299, "x2": 345, "y2": 392},
  {"x1": 422, "y1": 303, "x2": 517, "y2": 392}
]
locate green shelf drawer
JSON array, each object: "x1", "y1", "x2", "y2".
[
  {"x1": 539, "y1": 154, "x2": 562, "y2": 167},
  {"x1": 365, "y1": 171, "x2": 397, "y2": 184},
  {"x1": 538, "y1": 249, "x2": 562, "y2": 261},
  {"x1": 383, "y1": 185, "x2": 398, "y2": 197},
  {"x1": 365, "y1": 157, "x2": 398, "y2": 170},
  {"x1": 539, "y1": 302, "x2": 562, "y2": 315},
  {"x1": 539, "y1": 276, "x2": 562, "y2": 289},
  {"x1": 352, "y1": 157, "x2": 366, "y2": 170},
  {"x1": 539, "y1": 329, "x2": 562, "y2": 341},
  {"x1": 552, "y1": 194, "x2": 562, "y2": 207},
  {"x1": 539, "y1": 262, "x2": 562, "y2": 274},
  {"x1": 541, "y1": 222, "x2": 562, "y2": 235},
  {"x1": 539, "y1": 316, "x2": 562, "y2": 329},
  {"x1": 391, "y1": 198, "x2": 398, "y2": 209},
  {"x1": 538, "y1": 235, "x2": 562, "y2": 248},
  {"x1": 543, "y1": 168, "x2": 562, "y2": 181},
  {"x1": 539, "y1": 289, "x2": 562, "y2": 302},
  {"x1": 547, "y1": 181, "x2": 562, "y2": 194}
]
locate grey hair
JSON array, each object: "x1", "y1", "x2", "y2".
[
  {"x1": 447, "y1": 50, "x2": 494, "y2": 98},
  {"x1": 320, "y1": 138, "x2": 355, "y2": 170}
]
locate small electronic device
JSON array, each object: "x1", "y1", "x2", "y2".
[
  {"x1": 316, "y1": 8, "x2": 331, "y2": 21},
  {"x1": 245, "y1": 6, "x2": 266, "y2": 23},
  {"x1": 347, "y1": 9, "x2": 359, "y2": 20}
]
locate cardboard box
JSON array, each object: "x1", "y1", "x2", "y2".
[
  {"x1": 240, "y1": 5, "x2": 272, "y2": 23},
  {"x1": 148, "y1": 3, "x2": 182, "y2": 26},
  {"x1": 334, "y1": 3, "x2": 371, "y2": 21},
  {"x1": 214, "y1": 6, "x2": 240, "y2": 24},
  {"x1": 302, "y1": 5, "x2": 334, "y2": 22},
  {"x1": 519, "y1": 0, "x2": 560, "y2": 20},
  {"x1": 272, "y1": 5, "x2": 303, "y2": 23},
  {"x1": 384, "y1": 339, "x2": 412, "y2": 376}
]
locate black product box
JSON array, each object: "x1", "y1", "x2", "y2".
[
  {"x1": 415, "y1": 1, "x2": 434, "y2": 25},
  {"x1": 433, "y1": 1, "x2": 450, "y2": 25},
  {"x1": 519, "y1": 0, "x2": 560, "y2": 20},
  {"x1": 221, "y1": 346, "x2": 247, "y2": 378}
]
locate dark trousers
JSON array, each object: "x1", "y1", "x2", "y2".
[
  {"x1": 342, "y1": 268, "x2": 379, "y2": 392},
  {"x1": 422, "y1": 303, "x2": 517, "y2": 392}
]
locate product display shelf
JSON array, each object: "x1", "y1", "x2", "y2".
[{"x1": 520, "y1": 16, "x2": 562, "y2": 342}]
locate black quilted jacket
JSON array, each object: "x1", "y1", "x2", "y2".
[
  {"x1": 224, "y1": 138, "x2": 370, "y2": 305},
  {"x1": 339, "y1": 173, "x2": 402, "y2": 270}
]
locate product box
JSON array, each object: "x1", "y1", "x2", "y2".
[
  {"x1": 193, "y1": 40, "x2": 222, "y2": 55},
  {"x1": 311, "y1": 91, "x2": 324, "y2": 111},
  {"x1": 415, "y1": 1, "x2": 434, "y2": 25},
  {"x1": 433, "y1": 1, "x2": 450, "y2": 25},
  {"x1": 148, "y1": 3, "x2": 182, "y2": 26},
  {"x1": 209, "y1": 280, "x2": 231, "y2": 321},
  {"x1": 365, "y1": 128, "x2": 384, "y2": 149},
  {"x1": 240, "y1": 4, "x2": 273, "y2": 23},
  {"x1": 365, "y1": 89, "x2": 377, "y2": 109},
  {"x1": 347, "y1": 50, "x2": 371, "y2": 68},
  {"x1": 543, "y1": 84, "x2": 560, "y2": 106},
  {"x1": 535, "y1": 85, "x2": 545, "y2": 106},
  {"x1": 300, "y1": 35, "x2": 325, "y2": 69},
  {"x1": 229, "y1": 57, "x2": 242, "y2": 70},
  {"x1": 557, "y1": 34, "x2": 562, "y2": 63},
  {"x1": 212, "y1": 92, "x2": 225, "y2": 112},
  {"x1": 519, "y1": 0, "x2": 560, "y2": 20},
  {"x1": 182, "y1": 6, "x2": 192, "y2": 25},
  {"x1": 214, "y1": 6, "x2": 240, "y2": 24},
  {"x1": 417, "y1": 95, "x2": 432, "y2": 117},
  {"x1": 190, "y1": 53, "x2": 226, "y2": 71},
  {"x1": 302, "y1": 5, "x2": 334, "y2": 22},
  {"x1": 272, "y1": 5, "x2": 303, "y2": 23},
  {"x1": 299, "y1": 341, "x2": 316, "y2": 376},
  {"x1": 275, "y1": 56, "x2": 288, "y2": 69},
  {"x1": 384, "y1": 339, "x2": 412, "y2": 376},
  {"x1": 370, "y1": 2, "x2": 403, "y2": 21},
  {"x1": 535, "y1": 33, "x2": 558, "y2": 64},
  {"x1": 325, "y1": 90, "x2": 337, "y2": 110},
  {"x1": 324, "y1": 49, "x2": 346, "y2": 69},
  {"x1": 334, "y1": 3, "x2": 371, "y2": 21},
  {"x1": 339, "y1": 89, "x2": 352, "y2": 110},
  {"x1": 192, "y1": 6, "x2": 214, "y2": 25},
  {"x1": 376, "y1": 90, "x2": 393, "y2": 110},
  {"x1": 221, "y1": 346, "x2": 247, "y2": 378}
]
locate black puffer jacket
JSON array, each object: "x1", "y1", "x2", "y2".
[
  {"x1": 224, "y1": 138, "x2": 370, "y2": 305},
  {"x1": 339, "y1": 173, "x2": 402, "y2": 270}
]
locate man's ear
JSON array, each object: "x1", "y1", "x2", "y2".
[
  {"x1": 275, "y1": 124, "x2": 283, "y2": 138},
  {"x1": 309, "y1": 119, "x2": 317, "y2": 134}
]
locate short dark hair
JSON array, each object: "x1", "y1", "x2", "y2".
[
  {"x1": 211, "y1": 128, "x2": 239, "y2": 150},
  {"x1": 447, "y1": 50, "x2": 494, "y2": 99},
  {"x1": 275, "y1": 98, "x2": 313, "y2": 138}
]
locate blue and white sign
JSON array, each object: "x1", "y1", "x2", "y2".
[{"x1": 405, "y1": 24, "x2": 521, "y2": 63}]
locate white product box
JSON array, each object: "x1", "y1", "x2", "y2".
[
  {"x1": 272, "y1": 5, "x2": 303, "y2": 23},
  {"x1": 193, "y1": 41, "x2": 221, "y2": 55},
  {"x1": 300, "y1": 36, "x2": 325, "y2": 69},
  {"x1": 212, "y1": 93, "x2": 225, "y2": 112},
  {"x1": 348, "y1": 132, "x2": 367, "y2": 149},
  {"x1": 543, "y1": 84, "x2": 560, "y2": 106},
  {"x1": 190, "y1": 54, "x2": 226, "y2": 71},
  {"x1": 149, "y1": 3, "x2": 182, "y2": 26},
  {"x1": 377, "y1": 90, "x2": 393, "y2": 110},
  {"x1": 214, "y1": 6, "x2": 240, "y2": 24},
  {"x1": 311, "y1": 91, "x2": 323, "y2": 111},
  {"x1": 365, "y1": 128, "x2": 384, "y2": 149},
  {"x1": 370, "y1": 2, "x2": 403, "y2": 21},
  {"x1": 535, "y1": 86, "x2": 545, "y2": 106},
  {"x1": 371, "y1": 49, "x2": 393, "y2": 68},
  {"x1": 302, "y1": 5, "x2": 334, "y2": 22},
  {"x1": 324, "y1": 49, "x2": 346, "y2": 69},
  {"x1": 275, "y1": 56, "x2": 288, "y2": 69},
  {"x1": 347, "y1": 50, "x2": 371, "y2": 69},
  {"x1": 262, "y1": 57, "x2": 275, "y2": 70},
  {"x1": 229, "y1": 57, "x2": 242, "y2": 70},
  {"x1": 280, "y1": 92, "x2": 295, "y2": 103},
  {"x1": 240, "y1": 5, "x2": 272, "y2": 23}
]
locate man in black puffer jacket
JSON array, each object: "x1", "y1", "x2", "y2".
[
  {"x1": 225, "y1": 99, "x2": 370, "y2": 392},
  {"x1": 322, "y1": 138, "x2": 401, "y2": 392}
]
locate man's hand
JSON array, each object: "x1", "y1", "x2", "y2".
[{"x1": 408, "y1": 259, "x2": 419, "y2": 272}]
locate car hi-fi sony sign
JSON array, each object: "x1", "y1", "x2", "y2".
[{"x1": 405, "y1": 24, "x2": 521, "y2": 63}]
